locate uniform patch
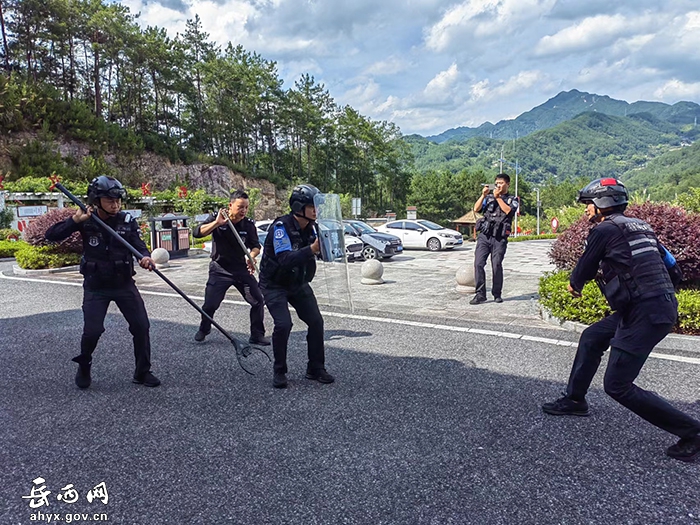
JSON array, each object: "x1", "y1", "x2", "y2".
[
  {"x1": 275, "y1": 228, "x2": 285, "y2": 239},
  {"x1": 88, "y1": 236, "x2": 100, "y2": 247}
]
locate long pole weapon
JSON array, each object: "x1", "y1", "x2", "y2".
[{"x1": 49, "y1": 177, "x2": 270, "y2": 375}]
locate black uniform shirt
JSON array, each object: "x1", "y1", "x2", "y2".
[{"x1": 194, "y1": 214, "x2": 260, "y2": 273}]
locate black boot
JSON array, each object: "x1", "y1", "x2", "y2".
[{"x1": 71, "y1": 356, "x2": 92, "y2": 389}]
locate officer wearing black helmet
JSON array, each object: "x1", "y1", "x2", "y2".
[
  {"x1": 542, "y1": 178, "x2": 700, "y2": 462},
  {"x1": 45, "y1": 176, "x2": 160, "y2": 389},
  {"x1": 259, "y1": 184, "x2": 334, "y2": 389}
]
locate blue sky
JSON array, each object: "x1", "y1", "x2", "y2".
[{"x1": 119, "y1": 0, "x2": 700, "y2": 136}]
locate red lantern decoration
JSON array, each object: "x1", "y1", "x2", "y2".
[
  {"x1": 141, "y1": 182, "x2": 152, "y2": 196},
  {"x1": 177, "y1": 186, "x2": 188, "y2": 198}
]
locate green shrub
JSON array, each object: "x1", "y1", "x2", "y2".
[
  {"x1": 0, "y1": 228, "x2": 21, "y2": 239},
  {"x1": 538, "y1": 270, "x2": 611, "y2": 324},
  {"x1": 677, "y1": 289, "x2": 700, "y2": 334},
  {"x1": 540, "y1": 270, "x2": 700, "y2": 335},
  {"x1": 0, "y1": 239, "x2": 27, "y2": 258},
  {"x1": 15, "y1": 244, "x2": 81, "y2": 269},
  {"x1": 509, "y1": 233, "x2": 558, "y2": 242},
  {"x1": 0, "y1": 208, "x2": 15, "y2": 229}
]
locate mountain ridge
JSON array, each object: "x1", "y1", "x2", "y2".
[{"x1": 423, "y1": 89, "x2": 700, "y2": 143}]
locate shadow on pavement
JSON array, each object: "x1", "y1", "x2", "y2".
[{"x1": 1, "y1": 311, "x2": 699, "y2": 524}]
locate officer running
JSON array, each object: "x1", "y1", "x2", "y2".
[
  {"x1": 192, "y1": 189, "x2": 269, "y2": 346},
  {"x1": 542, "y1": 178, "x2": 700, "y2": 462},
  {"x1": 259, "y1": 184, "x2": 334, "y2": 389},
  {"x1": 45, "y1": 176, "x2": 160, "y2": 389},
  {"x1": 471, "y1": 173, "x2": 519, "y2": 305}
]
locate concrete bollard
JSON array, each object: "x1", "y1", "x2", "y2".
[
  {"x1": 455, "y1": 264, "x2": 476, "y2": 294},
  {"x1": 361, "y1": 258, "x2": 384, "y2": 285},
  {"x1": 151, "y1": 247, "x2": 170, "y2": 268}
]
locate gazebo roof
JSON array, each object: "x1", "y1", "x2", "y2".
[{"x1": 452, "y1": 210, "x2": 482, "y2": 224}]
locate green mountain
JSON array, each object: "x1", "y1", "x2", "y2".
[
  {"x1": 425, "y1": 89, "x2": 700, "y2": 143},
  {"x1": 408, "y1": 111, "x2": 699, "y2": 187},
  {"x1": 622, "y1": 140, "x2": 700, "y2": 200}
]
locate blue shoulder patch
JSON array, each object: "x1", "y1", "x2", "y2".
[{"x1": 273, "y1": 223, "x2": 292, "y2": 254}]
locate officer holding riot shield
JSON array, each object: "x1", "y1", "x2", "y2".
[
  {"x1": 471, "y1": 173, "x2": 518, "y2": 305},
  {"x1": 258, "y1": 184, "x2": 334, "y2": 389},
  {"x1": 542, "y1": 178, "x2": 700, "y2": 462},
  {"x1": 45, "y1": 176, "x2": 160, "y2": 389}
]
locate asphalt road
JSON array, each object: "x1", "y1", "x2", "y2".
[{"x1": 1, "y1": 263, "x2": 699, "y2": 524}]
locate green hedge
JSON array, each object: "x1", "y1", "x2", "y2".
[
  {"x1": 15, "y1": 244, "x2": 81, "y2": 269},
  {"x1": 539, "y1": 270, "x2": 700, "y2": 334},
  {"x1": 509, "y1": 233, "x2": 558, "y2": 242},
  {"x1": 0, "y1": 240, "x2": 28, "y2": 258}
]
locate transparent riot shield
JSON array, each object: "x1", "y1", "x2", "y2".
[{"x1": 313, "y1": 193, "x2": 355, "y2": 312}]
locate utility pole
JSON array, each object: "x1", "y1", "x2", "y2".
[{"x1": 499, "y1": 145, "x2": 504, "y2": 173}]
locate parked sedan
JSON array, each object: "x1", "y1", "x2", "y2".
[
  {"x1": 376, "y1": 219, "x2": 463, "y2": 251},
  {"x1": 343, "y1": 220, "x2": 403, "y2": 260}
]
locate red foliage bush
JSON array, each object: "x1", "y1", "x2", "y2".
[
  {"x1": 549, "y1": 202, "x2": 700, "y2": 283},
  {"x1": 25, "y1": 208, "x2": 83, "y2": 253}
]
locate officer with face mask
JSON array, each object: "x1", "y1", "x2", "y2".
[
  {"x1": 45, "y1": 176, "x2": 159, "y2": 389},
  {"x1": 542, "y1": 178, "x2": 700, "y2": 462},
  {"x1": 258, "y1": 184, "x2": 333, "y2": 389}
]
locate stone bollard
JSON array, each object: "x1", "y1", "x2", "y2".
[
  {"x1": 455, "y1": 264, "x2": 476, "y2": 294},
  {"x1": 361, "y1": 259, "x2": 384, "y2": 285},
  {"x1": 151, "y1": 247, "x2": 170, "y2": 268}
]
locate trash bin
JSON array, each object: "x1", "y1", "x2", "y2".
[{"x1": 149, "y1": 214, "x2": 191, "y2": 258}]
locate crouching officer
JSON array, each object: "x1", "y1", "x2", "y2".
[
  {"x1": 542, "y1": 178, "x2": 700, "y2": 462},
  {"x1": 45, "y1": 176, "x2": 160, "y2": 389},
  {"x1": 471, "y1": 173, "x2": 518, "y2": 305},
  {"x1": 259, "y1": 184, "x2": 334, "y2": 389},
  {"x1": 192, "y1": 189, "x2": 269, "y2": 346}
]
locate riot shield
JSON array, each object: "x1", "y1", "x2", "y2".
[{"x1": 313, "y1": 193, "x2": 355, "y2": 312}]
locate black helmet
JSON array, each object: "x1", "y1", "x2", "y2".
[
  {"x1": 87, "y1": 176, "x2": 127, "y2": 204},
  {"x1": 289, "y1": 184, "x2": 320, "y2": 214},
  {"x1": 577, "y1": 178, "x2": 628, "y2": 209}
]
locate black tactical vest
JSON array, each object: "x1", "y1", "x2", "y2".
[
  {"x1": 601, "y1": 215, "x2": 674, "y2": 310},
  {"x1": 259, "y1": 214, "x2": 316, "y2": 287},
  {"x1": 481, "y1": 195, "x2": 515, "y2": 239},
  {"x1": 80, "y1": 212, "x2": 135, "y2": 284}
]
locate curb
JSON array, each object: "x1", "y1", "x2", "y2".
[
  {"x1": 540, "y1": 306, "x2": 700, "y2": 344},
  {"x1": 12, "y1": 264, "x2": 80, "y2": 276}
]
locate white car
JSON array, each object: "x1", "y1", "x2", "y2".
[{"x1": 376, "y1": 219, "x2": 463, "y2": 251}]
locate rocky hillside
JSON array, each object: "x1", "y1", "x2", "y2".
[{"x1": 0, "y1": 132, "x2": 287, "y2": 220}]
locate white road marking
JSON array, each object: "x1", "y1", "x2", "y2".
[{"x1": 2, "y1": 273, "x2": 698, "y2": 364}]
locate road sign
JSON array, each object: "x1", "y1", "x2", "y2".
[{"x1": 551, "y1": 217, "x2": 559, "y2": 233}]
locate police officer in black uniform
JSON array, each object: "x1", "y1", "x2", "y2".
[
  {"x1": 471, "y1": 173, "x2": 519, "y2": 305},
  {"x1": 192, "y1": 190, "x2": 269, "y2": 346},
  {"x1": 45, "y1": 176, "x2": 160, "y2": 389},
  {"x1": 259, "y1": 184, "x2": 334, "y2": 389},
  {"x1": 542, "y1": 178, "x2": 700, "y2": 462}
]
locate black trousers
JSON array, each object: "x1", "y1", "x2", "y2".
[
  {"x1": 199, "y1": 262, "x2": 265, "y2": 340},
  {"x1": 566, "y1": 294, "x2": 700, "y2": 439},
  {"x1": 80, "y1": 280, "x2": 152, "y2": 377},
  {"x1": 474, "y1": 233, "x2": 508, "y2": 299},
  {"x1": 261, "y1": 282, "x2": 325, "y2": 375}
]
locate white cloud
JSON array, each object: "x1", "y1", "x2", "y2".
[
  {"x1": 119, "y1": 1, "x2": 700, "y2": 135},
  {"x1": 423, "y1": 63, "x2": 460, "y2": 100},
  {"x1": 654, "y1": 79, "x2": 700, "y2": 101}
]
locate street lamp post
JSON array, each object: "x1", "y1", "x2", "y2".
[{"x1": 535, "y1": 187, "x2": 541, "y2": 235}]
